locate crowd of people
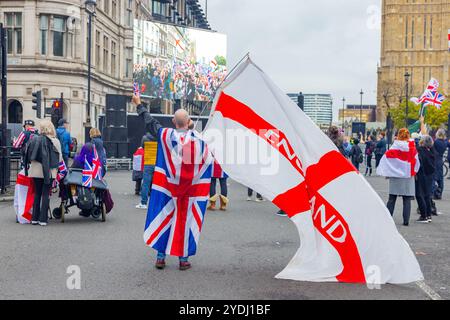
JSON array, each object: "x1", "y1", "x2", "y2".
[
  {"x1": 13, "y1": 119, "x2": 109, "y2": 226},
  {"x1": 133, "y1": 58, "x2": 227, "y2": 102},
  {"x1": 327, "y1": 119, "x2": 448, "y2": 227}
]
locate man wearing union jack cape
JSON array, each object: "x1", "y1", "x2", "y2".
[{"x1": 133, "y1": 95, "x2": 213, "y2": 271}]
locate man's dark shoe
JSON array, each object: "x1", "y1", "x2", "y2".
[
  {"x1": 179, "y1": 261, "x2": 192, "y2": 271},
  {"x1": 275, "y1": 210, "x2": 288, "y2": 217},
  {"x1": 155, "y1": 259, "x2": 166, "y2": 270},
  {"x1": 416, "y1": 217, "x2": 430, "y2": 223}
]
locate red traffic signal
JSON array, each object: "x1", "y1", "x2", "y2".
[{"x1": 52, "y1": 100, "x2": 61, "y2": 109}]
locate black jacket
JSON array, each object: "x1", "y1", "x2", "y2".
[
  {"x1": 416, "y1": 146, "x2": 436, "y2": 197},
  {"x1": 349, "y1": 144, "x2": 362, "y2": 164},
  {"x1": 417, "y1": 146, "x2": 435, "y2": 177},
  {"x1": 137, "y1": 103, "x2": 162, "y2": 139},
  {"x1": 375, "y1": 138, "x2": 387, "y2": 156},
  {"x1": 24, "y1": 135, "x2": 60, "y2": 184}
]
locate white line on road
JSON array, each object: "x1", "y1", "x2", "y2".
[{"x1": 416, "y1": 281, "x2": 442, "y2": 300}]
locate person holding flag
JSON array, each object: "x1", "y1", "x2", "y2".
[
  {"x1": 409, "y1": 78, "x2": 446, "y2": 133},
  {"x1": 134, "y1": 95, "x2": 213, "y2": 271},
  {"x1": 377, "y1": 128, "x2": 420, "y2": 226}
]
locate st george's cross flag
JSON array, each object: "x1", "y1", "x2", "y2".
[
  {"x1": 14, "y1": 171, "x2": 35, "y2": 224},
  {"x1": 143, "y1": 128, "x2": 213, "y2": 258},
  {"x1": 377, "y1": 140, "x2": 420, "y2": 179},
  {"x1": 203, "y1": 58, "x2": 423, "y2": 284}
]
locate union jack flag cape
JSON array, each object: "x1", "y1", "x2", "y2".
[
  {"x1": 82, "y1": 146, "x2": 103, "y2": 188},
  {"x1": 143, "y1": 128, "x2": 213, "y2": 257}
]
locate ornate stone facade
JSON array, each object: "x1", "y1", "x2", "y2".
[{"x1": 377, "y1": 0, "x2": 450, "y2": 121}]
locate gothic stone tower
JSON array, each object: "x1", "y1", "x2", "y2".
[{"x1": 377, "y1": 0, "x2": 450, "y2": 121}]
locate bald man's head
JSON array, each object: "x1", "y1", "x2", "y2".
[{"x1": 173, "y1": 109, "x2": 190, "y2": 129}]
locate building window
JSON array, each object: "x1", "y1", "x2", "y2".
[
  {"x1": 39, "y1": 15, "x2": 48, "y2": 55},
  {"x1": 95, "y1": 31, "x2": 101, "y2": 68},
  {"x1": 125, "y1": 47, "x2": 133, "y2": 78},
  {"x1": 405, "y1": 17, "x2": 408, "y2": 49},
  {"x1": 53, "y1": 17, "x2": 66, "y2": 57},
  {"x1": 126, "y1": 0, "x2": 133, "y2": 26},
  {"x1": 111, "y1": 40, "x2": 117, "y2": 76},
  {"x1": 429, "y1": 17, "x2": 433, "y2": 48},
  {"x1": 104, "y1": 0, "x2": 110, "y2": 15},
  {"x1": 39, "y1": 15, "x2": 71, "y2": 57},
  {"x1": 112, "y1": 0, "x2": 117, "y2": 20},
  {"x1": 4, "y1": 12, "x2": 22, "y2": 54},
  {"x1": 103, "y1": 36, "x2": 109, "y2": 73}
]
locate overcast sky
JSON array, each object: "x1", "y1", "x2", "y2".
[{"x1": 206, "y1": 0, "x2": 382, "y2": 120}]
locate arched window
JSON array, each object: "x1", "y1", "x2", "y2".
[{"x1": 8, "y1": 100, "x2": 23, "y2": 124}]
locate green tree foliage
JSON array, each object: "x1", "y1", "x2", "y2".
[
  {"x1": 214, "y1": 55, "x2": 227, "y2": 66},
  {"x1": 426, "y1": 101, "x2": 450, "y2": 130},
  {"x1": 391, "y1": 100, "x2": 449, "y2": 130},
  {"x1": 391, "y1": 102, "x2": 420, "y2": 129}
]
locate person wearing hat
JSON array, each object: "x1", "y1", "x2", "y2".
[
  {"x1": 13, "y1": 120, "x2": 39, "y2": 167},
  {"x1": 56, "y1": 119, "x2": 72, "y2": 167}
]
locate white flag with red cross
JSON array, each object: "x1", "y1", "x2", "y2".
[
  {"x1": 203, "y1": 58, "x2": 423, "y2": 284},
  {"x1": 14, "y1": 172, "x2": 35, "y2": 224}
]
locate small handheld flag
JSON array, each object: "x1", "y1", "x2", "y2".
[{"x1": 133, "y1": 82, "x2": 140, "y2": 97}]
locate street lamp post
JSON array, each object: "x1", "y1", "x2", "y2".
[
  {"x1": 0, "y1": 24, "x2": 7, "y2": 194},
  {"x1": 359, "y1": 89, "x2": 364, "y2": 123},
  {"x1": 342, "y1": 97, "x2": 346, "y2": 132},
  {"x1": 85, "y1": 0, "x2": 97, "y2": 126},
  {"x1": 404, "y1": 71, "x2": 410, "y2": 128}
]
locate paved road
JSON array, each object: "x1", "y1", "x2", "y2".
[{"x1": 0, "y1": 171, "x2": 449, "y2": 300}]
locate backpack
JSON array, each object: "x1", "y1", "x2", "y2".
[
  {"x1": 77, "y1": 186, "x2": 95, "y2": 211},
  {"x1": 352, "y1": 146, "x2": 364, "y2": 164},
  {"x1": 358, "y1": 152, "x2": 364, "y2": 164}
]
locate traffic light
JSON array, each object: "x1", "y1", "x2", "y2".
[
  {"x1": 32, "y1": 90, "x2": 42, "y2": 119},
  {"x1": 51, "y1": 99, "x2": 63, "y2": 127}
]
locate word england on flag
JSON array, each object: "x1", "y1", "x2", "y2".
[{"x1": 203, "y1": 58, "x2": 423, "y2": 284}]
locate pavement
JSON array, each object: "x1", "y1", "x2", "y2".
[{"x1": 0, "y1": 170, "x2": 449, "y2": 300}]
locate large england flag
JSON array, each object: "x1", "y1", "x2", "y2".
[
  {"x1": 203, "y1": 58, "x2": 423, "y2": 284},
  {"x1": 14, "y1": 172, "x2": 35, "y2": 224}
]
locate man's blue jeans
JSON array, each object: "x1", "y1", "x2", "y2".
[
  {"x1": 141, "y1": 165, "x2": 155, "y2": 205},
  {"x1": 157, "y1": 252, "x2": 188, "y2": 262}
]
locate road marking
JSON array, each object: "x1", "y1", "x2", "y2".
[{"x1": 416, "y1": 281, "x2": 442, "y2": 300}]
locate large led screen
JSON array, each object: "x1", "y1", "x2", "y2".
[{"x1": 133, "y1": 19, "x2": 227, "y2": 103}]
